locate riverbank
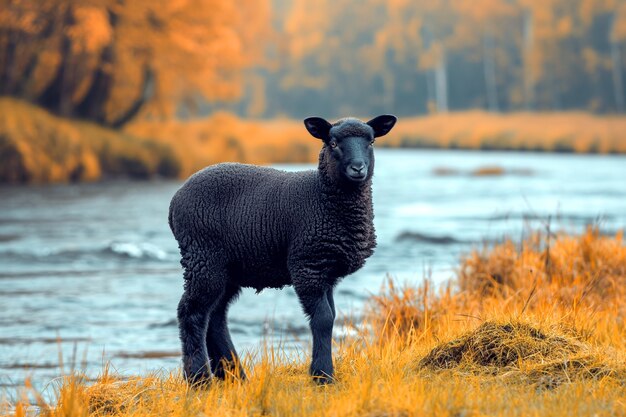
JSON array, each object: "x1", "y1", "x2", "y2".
[
  {"x1": 384, "y1": 111, "x2": 626, "y2": 153},
  {"x1": 2, "y1": 98, "x2": 625, "y2": 184},
  {"x1": 0, "y1": 98, "x2": 180, "y2": 184},
  {"x1": 5, "y1": 228, "x2": 625, "y2": 416},
  {"x1": 127, "y1": 110, "x2": 626, "y2": 177}
]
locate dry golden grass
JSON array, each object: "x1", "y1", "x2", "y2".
[
  {"x1": 128, "y1": 111, "x2": 626, "y2": 180},
  {"x1": 125, "y1": 112, "x2": 319, "y2": 178},
  {"x1": 4, "y1": 228, "x2": 625, "y2": 417},
  {"x1": 0, "y1": 98, "x2": 180, "y2": 183},
  {"x1": 386, "y1": 111, "x2": 626, "y2": 153},
  {"x1": 127, "y1": 111, "x2": 626, "y2": 180}
]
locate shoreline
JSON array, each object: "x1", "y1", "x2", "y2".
[{"x1": 3, "y1": 98, "x2": 626, "y2": 185}]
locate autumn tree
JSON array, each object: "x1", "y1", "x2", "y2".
[
  {"x1": 0, "y1": 0, "x2": 270, "y2": 126},
  {"x1": 452, "y1": 0, "x2": 518, "y2": 112},
  {"x1": 583, "y1": 0, "x2": 626, "y2": 111},
  {"x1": 274, "y1": 0, "x2": 392, "y2": 116}
]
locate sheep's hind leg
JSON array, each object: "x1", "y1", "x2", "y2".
[
  {"x1": 293, "y1": 279, "x2": 335, "y2": 384},
  {"x1": 177, "y1": 254, "x2": 226, "y2": 384},
  {"x1": 206, "y1": 283, "x2": 245, "y2": 380}
]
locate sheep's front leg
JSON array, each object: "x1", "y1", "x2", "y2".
[{"x1": 294, "y1": 282, "x2": 335, "y2": 384}]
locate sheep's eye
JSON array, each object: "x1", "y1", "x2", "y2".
[{"x1": 330, "y1": 141, "x2": 338, "y2": 149}]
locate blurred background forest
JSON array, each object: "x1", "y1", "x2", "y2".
[{"x1": 1, "y1": 0, "x2": 626, "y2": 183}]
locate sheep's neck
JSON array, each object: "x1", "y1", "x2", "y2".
[
  {"x1": 317, "y1": 152, "x2": 376, "y2": 266},
  {"x1": 317, "y1": 153, "x2": 374, "y2": 219}
]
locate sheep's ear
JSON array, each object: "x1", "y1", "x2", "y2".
[
  {"x1": 367, "y1": 115, "x2": 397, "y2": 138},
  {"x1": 304, "y1": 117, "x2": 332, "y2": 140}
]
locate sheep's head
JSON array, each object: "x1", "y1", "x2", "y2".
[{"x1": 304, "y1": 115, "x2": 397, "y2": 185}]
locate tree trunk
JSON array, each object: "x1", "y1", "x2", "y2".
[
  {"x1": 425, "y1": 70, "x2": 436, "y2": 113},
  {"x1": 12, "y1": 53, "x2": 40, "y2": 97},
  {"x1": 522, "y1": 9, "x2": 534, "y2": 110},
  {"x1": 74, "y1": 47, "x2": 114, "y2": 122},
  {"x1": 382, "y1": 70, "x2": 394, "y2": 111},
  {"x1": 434, "y1": 52, "x2": 448, "y2": 113},
  {"x1": 381, "y1": 48, "x2": 395, "y2": 111},
  {"x1": 111, "y1": 66, "x2": 154, "y2": 128},
  {"x1": 483, "y1": 30, "x2": 499, "y2": 112},
  {"x1": 36, "y1": 6, "x2": 73, "y2": 116},
  {"x1": 610, "y1": 15, "x2": 625, "y2": 113},
  {"x1": 547, "y1": 63, "x2": 561, "y2": 110},
  {"x1": 0, "y1": 34, "x2": 17, "y2": 95},
  {"x1": 13, "y1": 17, "x2": 56, "y2": 98},
  {"x1": 75, "y1": 8, "x2": 118, "y2": 122},
  {"x1": 57, "y1": 54, "x2": 74, "y2": 117}
]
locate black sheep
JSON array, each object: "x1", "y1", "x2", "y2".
[{"x1": 168, "y1": 115, "x2": 397, "y2": 384}]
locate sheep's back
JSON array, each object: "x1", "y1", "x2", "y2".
[{"x1": 169, "y1": 163, "x2": 315, "y2": 287}]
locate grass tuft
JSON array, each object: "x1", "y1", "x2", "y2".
[
  {"x1": 420, "y1": 321, "x2": 583, "y2": 371},
  {"x1": 418, "y1": 320, "x2": 626, "y2": 389}
]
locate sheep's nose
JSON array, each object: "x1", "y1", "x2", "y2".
[{"x1": 349, "y1": 162, "x2": 366, "y2": 174}]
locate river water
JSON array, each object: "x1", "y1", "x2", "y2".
[{"x1": 0, "y1": 149, "x2": 624, "y2": 392}]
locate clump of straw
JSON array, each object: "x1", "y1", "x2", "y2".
[{"x1": 420, "y1": 320, "x2": 625, "y2": 388}]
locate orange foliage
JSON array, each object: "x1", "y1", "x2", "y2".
[
  {"x1": 0, "y1": 0, "x2": 270, "y2": 125},
  {"x1": 3, "y1": 0, "x2": 626, "y2": 121},
  {"x1": 275, "y1": 0, "x2": 626, "y2": 114}
]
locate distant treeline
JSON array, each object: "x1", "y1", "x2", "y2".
[
  {"x1": 1, "y1": 0, "x2": 626, "y2": 126},
  {"x1": 245, "y1": 0, "x2": 626, "y2": 118}
]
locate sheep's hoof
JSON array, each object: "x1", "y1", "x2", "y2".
[
  {"x1": 214, "y1": 363, "x2": 247, "y2": 381},
  {"x1": 184, "y1": 367, "x2": 213, "y2": 386},
  {"x1": 311, "y1": 370, "x2": 335, "y2": 385},
  {"x1": 186, "y1": 373, "x2": 212, "y2": 387}
]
